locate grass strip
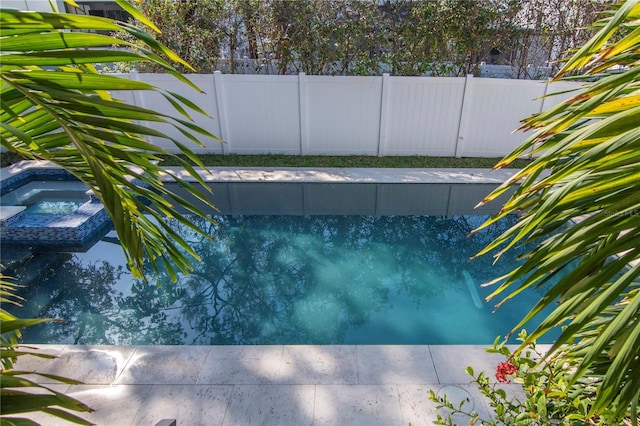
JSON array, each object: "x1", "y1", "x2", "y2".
[
  {"x1": 157, "y1": 154, "x2": 530, "y2": 169},
  {"x1": 1, "y1": 152, "x2": 530, "y2": 169}
]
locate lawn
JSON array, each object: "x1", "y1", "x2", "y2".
[
  {"x1": 157, "y1": 154, "x2": 530, "y2": 169},
  {"x1": 0, "y1": 152, "x2": 531, "y2": 169}
]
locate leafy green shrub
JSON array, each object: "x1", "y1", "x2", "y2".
[{"x1": 429, "y1": 330, "x2": 633, "y2": 425}]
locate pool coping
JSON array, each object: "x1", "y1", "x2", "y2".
[
  {"x1": 160, "y1": 165, "x2": 520, "y2": 184},
  {"x1": 1, "y1": 161, "x2": 520, "y2": 187},
  {"x1": 3, "y1": 161, "x2": 530, "y2": 425}
]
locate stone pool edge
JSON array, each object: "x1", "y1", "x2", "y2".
[
  {"x1": 160, "y1": 165, "x2": 520, "y2": 184},
  {"x1": 1, "y1": 160, "x2": 521, "y2": 186}
]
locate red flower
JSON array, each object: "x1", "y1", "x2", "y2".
[{"x1": 495, "y1": 360, "x2": 518, "y2": 383}]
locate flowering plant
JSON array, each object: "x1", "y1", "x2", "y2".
[
  {"x1": 494, "y1": 360, "x2": 518, "y2": 384},
  {"x1": 428, "y1": 330, "x2": 631, "y2": 425}
]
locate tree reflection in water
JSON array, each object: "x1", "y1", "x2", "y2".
[{"x1": 7, "y1": 213, "x2": 526, "y2": 345}]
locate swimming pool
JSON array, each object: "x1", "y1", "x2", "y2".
[{"x1": 1, "y1": 182, "x2": 560, "y2": 346}]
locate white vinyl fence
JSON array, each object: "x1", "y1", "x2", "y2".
[{"x1": 115, "y1": 72, "x2": 581, "y2": 157}]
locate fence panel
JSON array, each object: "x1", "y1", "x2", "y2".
[
  {"x1": 384, "y1": 77, "x2": 465, "y2": 156},
  {"x1": 113, "y1": 74, "x2": 221, "y2": 153},
  {"x1": 542, "y1": 80, "x2": 583, "y2": 110},
  {"x1": 220, "y1": 74, "x2": 301, "y2": 154},
  {"x1": 458, "y1": 78, "x2": 546, "y2": 157},
  {"x1": 130, "y1": 74, "x2": 222, "y2": 153},
  {"x1": 305, "y1": 76, "x2": 383, "y2": 155}
]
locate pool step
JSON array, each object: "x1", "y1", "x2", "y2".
[{"x1": 0, "y1": 205, "x2": 26, "y2": 226}]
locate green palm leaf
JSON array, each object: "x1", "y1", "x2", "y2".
[
  {"x1": 1, "y1": 276, "x2": 94, "y2": 424},
  {"x1": 1, "y1": 1, "x2": 220, "y2": 280},
  {"x1": 1, "y1": 2, "x2": 224, "y2": 422},
  {"x1": 477, "y1": 0, "x2": 640, "y2": 421}
]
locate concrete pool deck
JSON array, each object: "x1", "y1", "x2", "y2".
[
  {"x1": 160, "y1": 166, "x2": 521, "y2": 184},
  {"x1": 13, "y1": 344, "x2": 534, "y2": 426},
  {"x1": 4, "y1": 165, "x2": 531, "y2": 425}
]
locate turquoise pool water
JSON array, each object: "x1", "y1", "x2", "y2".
[
  {"x1": 25, "y1": 198, "x2": 86, "y2": 215},
  {"x1": 2, "y1": 183, "x2": 560, "y2": 345}
]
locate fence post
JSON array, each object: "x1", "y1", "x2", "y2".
[
  {"x1": 454, "y1": 74, "x2": 475, "y2": 158},
  {"x1": 213, "y1": 71, "x2": 231, "y2": 154},
  {"x1": 377, "y1": 73, "x2": 391, "y2": 157},
  {"x1": 298, "y1": 72, "x2": 308, "y2": 156},
  {"x1": 128, "y1": 70, "x2": 141, "y2": 107},
  {"x1": 526, "y1": 78, "x2": 552, "y2": 158},
  {"x1": 539, "y1": 78, "x2": 551, "y2": 113},
  {"x1": 129, "y1": 70, "x2": 155, "y2": 147}
]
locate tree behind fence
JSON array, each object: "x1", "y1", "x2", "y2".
[{"x1": 114, "y1": 0, "x2": 605, "y2": 79}]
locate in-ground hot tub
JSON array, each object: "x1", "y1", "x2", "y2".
[{"x1": 0, "y1": 162, "x2": 111, "y2": 250}]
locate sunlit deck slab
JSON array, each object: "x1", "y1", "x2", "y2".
[
  {"x1": 162, "y1": 166, "x2": 520, "y2": 184},
  {"x1": 12, "y1": 344, "x2": 522, "y2": 426}
]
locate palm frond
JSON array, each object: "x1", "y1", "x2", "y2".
[
  {"x1": 477, "y1": 0, "x2": 640, "y2": 420},
  {"x1": 0, "y1": 2, "x2": 221, "y2": 279}
]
